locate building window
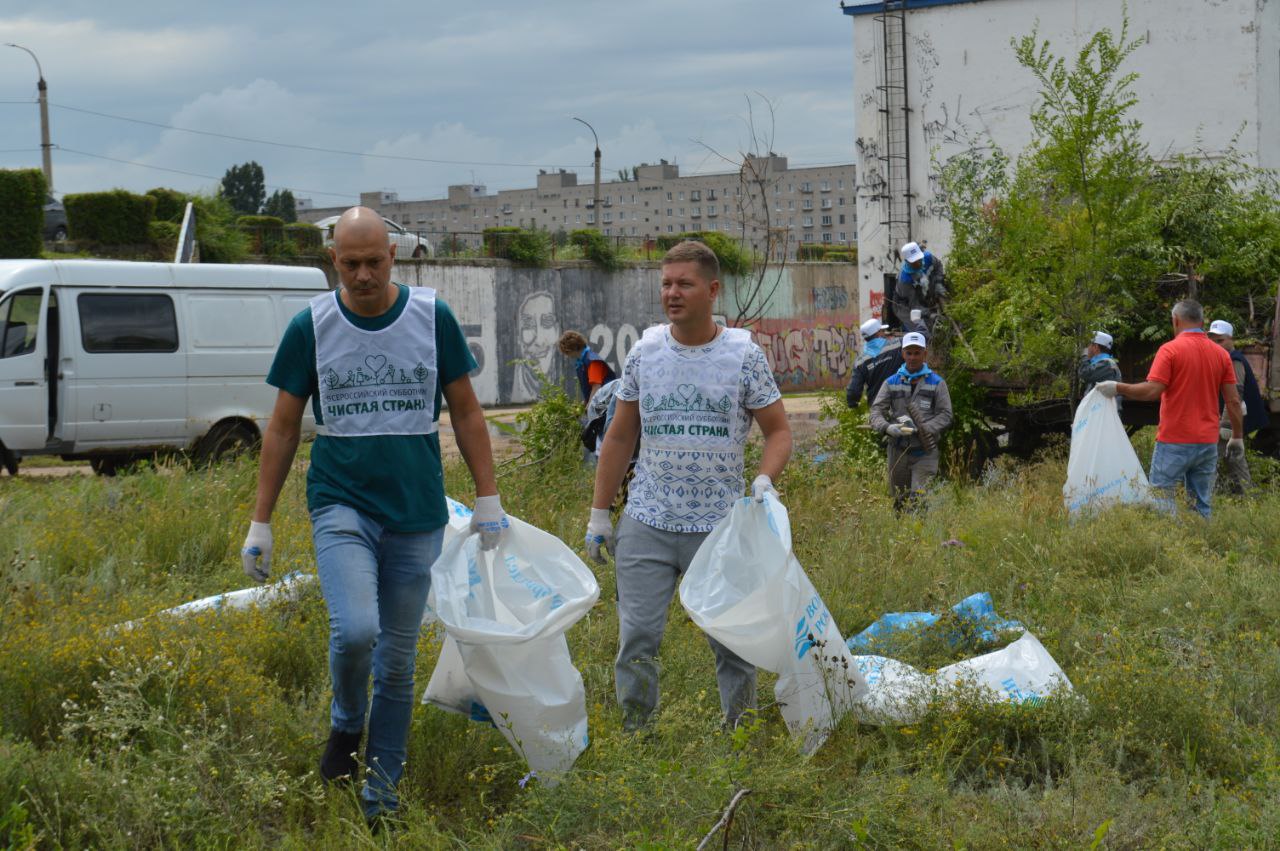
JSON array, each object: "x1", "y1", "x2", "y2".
[
  {"x1": 802, "y1": 199, "x2": 813, "y2": 210},
  {"x1": 691, "y1": 190, "x2": 701, "y2": 201},
  {"x1": 839, "y1": 214, "x2": 846, "y2": 224},
  {"x1": 821, "y1": 199, "x2": 832, "y2": 209},
  {"x1": 821, "y1": 215, "x2": 832, "y2": 226},
  {"x1": 801, "y1": 182, "x2": 812, "y2": 192},
  {"x1": 839, "y1": 232, "x2": 847, "y2": 242},
  {"x1": 822, "y1": 232, "x2": 833, "y2": 243},
  {"x1": 803, "y1": 216, "x2": 813, "y2": 227},
  {"x1": 838, "y1": 179, "x2": 844, "y2": 190},
  {"x1": 666, "y1": 225, "x2": 673, "y2": 232},
  {"x1": 788, "y1": 200, "x2": 794, "y2": 210},
  {"x1": 666, "y1": 191, "x2": 672, "y2": 200},
  {"x1": 678, "y1": 192, "x2": 685, "y2": 201},
  {"x1": 820, "y1": 180, "x2": 830, "y2": 192}
]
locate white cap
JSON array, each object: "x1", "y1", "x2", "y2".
[
  {"x1": 859, "y1": 318, "x2": 885, "y2": 339},
  {"x1": 902, "y1": 331, "x2": 927, "y2": 349},
  {"x1": 1092, "y1": 331, "x2": 1113, "y2": 348},
  {"x1": 1208, "y1": 319, "x2": 1234, "y2": 337},
  {"x1": 901, "y1": 242, "x2": 925, "y2": 263}
]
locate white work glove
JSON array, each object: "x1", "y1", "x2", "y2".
[
  {"x1": 1220, "y1": 426, "x2": 1234, "y2": 442},
  {"x1": 885, "y1": 423, "x2": 915, "y2": 438},
  {"x1": 751, "y1": 474, "x2": 777, "y2": 503},
  {"x1": 241, "y1": 521, "x2": 273, "y2": 583},
  {"x1": 1095, "y1": 381, "x2": 1118, "y2": 399},
  {"x1": 471, "y1": 495, "x2": 509, "y2": 551},
  {"x1": 1227, "y1": 437, "x2": 1245, "y2": 460},
  {"x1": 585, "y1": 508, "x2": 614, "y2": 565}
]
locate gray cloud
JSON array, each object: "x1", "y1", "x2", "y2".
[{"x1": 0, "y1": 2, "x2": 856, "y2": 203}]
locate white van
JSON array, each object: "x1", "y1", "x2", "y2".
[{"x1": 0, "y1": 259, "x2": 328, "y2": 475}]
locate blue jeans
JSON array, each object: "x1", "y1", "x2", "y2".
[
  {"x1": 310, "y1": 504, "x2": 444, "y2": 817},
  {"x1": 1149, "y1": 441, "x2": 1218, "y2": 518}
]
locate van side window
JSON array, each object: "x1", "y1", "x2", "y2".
[
  {"x1": 77, "y1": 293, "x2": 179, "y2": 353},
  {"x1": 0, "y1": 289, "x2": 41, "y2": 359}
]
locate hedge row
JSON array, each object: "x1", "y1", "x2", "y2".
[
  {"x1": 482, "y1": 227, "x2": 550, "y2": 267},
  {"x1": 796, "y1": 243, "x2": 857, "y2": 262},
  {"x1": 0, "y1": 169, "x2": 45, "y2": 259},
  {"x1": 64, "y1": 190, "x2": 156, "y2": 245},
  {"x1": 654, "y1": 231, "x2": 752, "y2": 276}
]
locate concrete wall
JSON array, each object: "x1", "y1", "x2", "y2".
[
  {"x1": 846, "y1": 0, "x2": 1280, "y2": 325},
  {"x1": 392, "y1": 260, "x2": 859, "y2": 406}
]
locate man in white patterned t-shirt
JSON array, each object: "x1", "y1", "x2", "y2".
[{"x1": 585, "y1": 240, "x2": 793, "y2": 732}]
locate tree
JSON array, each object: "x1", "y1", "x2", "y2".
[
  {"x1": 220, "y1": 161, "x2": 266, "y2": 216},
  {"x1": 262, "y1": 189, "x2": 297, "y2": 223},
  {"x1": 939, "y1": 19, "x2": 1280, "y2": 397},
  {"x1": 695, "y1": 93, "x2": 791, "y2": 329},
  {"x1": 615, "y1": 165, "x2": 639, "y2": 182}
]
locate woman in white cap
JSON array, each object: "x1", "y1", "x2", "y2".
[{"x1": 1079, "y1": 331, "x2": 1122, "y2": 398}]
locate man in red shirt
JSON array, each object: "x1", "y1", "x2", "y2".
[{"x1": 1097, "y1": 299, "x2": 1244, "y2": 518}]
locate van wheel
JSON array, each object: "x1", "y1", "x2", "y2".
[
  {"x1": 2, "y1": 447, "x2": 18, "y2": 476},
  {"x1": 198, "y1": 421, "x2": 259, "y2": 465},
  {"x1": 90, "y1": 457, "x2": 119, "y2": 477},
  {"x1": 412, "y1": 244, "x2": 429, "y2": 259}
]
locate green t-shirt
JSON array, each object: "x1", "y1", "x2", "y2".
[{"x1": 266, "y1": 284, "x2": 477, "y2": 532}]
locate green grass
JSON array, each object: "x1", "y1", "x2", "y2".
[{"x1": 2, "y1": 439, "x2": 1280, "y2": 848}]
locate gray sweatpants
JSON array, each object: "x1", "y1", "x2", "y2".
[
  {"x1": 887, "y1": 444, "x2": 939, "y2": 511},
  {"x1": 613, "y1": 513, "x2": 757, "y2": 728}
]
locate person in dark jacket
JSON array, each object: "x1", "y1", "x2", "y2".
[
  {"x1": 894, "y1": 241, "x2": 945, "y2": 320},
  {"x1": 1079, "y1": 331, "x2": 1122, "y2": 403},
  {"x1": 846, "y1": 318, "x2": 904, "y2": 408},
  {"x1": 1208, "y1": 320, "x2": 1268, "y2": 493},
  {"x1": 558, "y1": 330, "x2": 616, "y2": 404}
]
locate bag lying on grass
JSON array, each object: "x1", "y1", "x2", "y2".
[
  {"x1": 1064, "y1": 388, "x2": 1153, "y2": 514},
  {"x1": 852, "y1": 632, "x2": 1074, "y2": 725},
  {"x1": 118, "y1": 571, "x2": 316, "y2": 630},
  {"x1": 680, "y1": 493, "x2": 868, "y2": 753},
  {"x1": 423, "y1": 515, "x2": 600, "y2": 785},
  {"x1": 846, "y1": 591, "x2": 1023, "y2": 653}
]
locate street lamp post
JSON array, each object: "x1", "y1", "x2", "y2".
[
  {"x1": 6, "y1": 43, "x2": 53, "y2": 194},
  {"x1": 573, "y1": 117, "x2": 601, "y2": 231}
]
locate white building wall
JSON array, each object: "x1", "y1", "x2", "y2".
[{"x1": 848, "y1": 0, "x2": 1280, "y2": 325}]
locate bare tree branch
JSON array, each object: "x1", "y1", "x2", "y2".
[{"x1": 696, "y1": 787, "x2": 752, "y2": 851}]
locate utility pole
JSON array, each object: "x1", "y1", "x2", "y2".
[
  {"x1": 6, "y1": 43, "x2": 53, "y2": 195},
  {"x1": 573, "y1": 117, "x2": 601, "y2": 230}
]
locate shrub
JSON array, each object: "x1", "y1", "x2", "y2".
[
  {"x1": 284, "y1": 222, "x2": 322, "y2": 253},
  {"x1": 570, "y1": 228, "x2": 620, "y2": 270},
  {"x1": 189, "y1": 194, "x2": 249, "y2": 264},
  {"x1": 64, "y1": 190, "x2": 156, "y2": 246},
  {"x1": 483, "y1": 227, "x2": 550, "y2": 267},
  {"x1": 823, "y1": 249, "x2": 858, "y2": 263},
  {"x1": 145, "y1": 188, "x2": 192, "y2": 223},
  {"x1": 482, "y1": 227, "x2": 521, "y2": 257},
  {"x1": 655, "y1": 231, "x2": 752, "y2": 276},
  {"x1": 513, "y1": 367, "x2": 584, "y2": 461},
  {"x1": 0, "y1": 169, "x2": 45, "y2": 259},
  {"x1": 796, "y1": 243, "x2": 826, "y2": 261},
  {"x1": 149, "y1": 221, "x2": 180, "y2": 257},
  {"x1": 236, "y1": 215, "x2": 286, "y2": 255}
]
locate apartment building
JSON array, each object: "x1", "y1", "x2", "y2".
[{"x1": 298, "y1": 154, "x2": 857, "y2": 251}]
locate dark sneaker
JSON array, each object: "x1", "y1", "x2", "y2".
[{"x1": 319, "y1": 728, "x2": 362, "y2": 785}]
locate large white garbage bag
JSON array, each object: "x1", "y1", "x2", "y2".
[
  {"x1": 1064, "y1": 388, "x2": 1153, "y2": 514},
  {"x1": 423, "y1": 515, "x2": 600, "y2": 784},
  {"x1": 420, "y1": 497, "x2": 478, "y2": 627},
  {"x1": 679, "y1": 494, "x2": 868, "y2": 753},
  {"x1": 852, "y1": 632, "x2": 1074, "y2": 724}
]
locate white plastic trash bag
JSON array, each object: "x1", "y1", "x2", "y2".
[
  {"x1": 852, "y1": 632, "x2": 1074, "y2": 725},
  {"x1": 421, "y1": 497, "x2": 478, "y2": 627},
  {"x1": 423, "y1": 515, "x2": 600, "y2": 784},
  {"x1": 680, "y1": 494, "x2": 868, "y2": 753},
  {"x1": 1064, "y1": 388, "x2": 1153, "y2": 514}
]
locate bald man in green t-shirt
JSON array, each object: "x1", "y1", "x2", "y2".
[{"x1": 240, "y1": 208, "x2": 507, "y2": 823}]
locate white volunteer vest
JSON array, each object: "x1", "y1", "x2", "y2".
[
  {"x1": 629, "y1": 324, "x2": 752, "y2": 531},
  {"x1": 311, "y1": 287, "x2": 438, "y2": 437}
]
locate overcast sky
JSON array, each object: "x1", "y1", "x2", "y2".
[{"x1": 0, "y1": 2, "x2": 857, "y2": 206}]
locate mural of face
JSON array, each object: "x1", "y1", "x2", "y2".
[{"x1": 519, "y1": 291, "x2": 558, "y2": 373}]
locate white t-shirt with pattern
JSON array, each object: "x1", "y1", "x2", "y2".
[{"x1": 616, "y1": 325, "x2": 781, "y2": 532}]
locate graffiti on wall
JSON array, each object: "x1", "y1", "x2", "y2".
[{"x1": 750, "y1": 317, "x2": 859, "y2": 388}]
